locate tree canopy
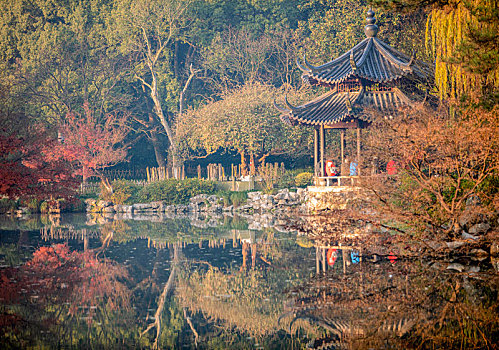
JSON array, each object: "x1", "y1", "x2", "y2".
[
  {"x1": 2, "y1": 0, "x2": 497, "y2": 202},
  {"x1": 176, "y1": 82, "x2": 313, "y2": 163},
  {"x1": 373, "y1": 0, "x2": 499, "y2": 102}
]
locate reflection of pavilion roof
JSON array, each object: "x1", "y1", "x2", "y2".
[{"x1": 276, "y1": 87, "x2": 413, "y2": 127}]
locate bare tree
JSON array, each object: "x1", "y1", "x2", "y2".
[
  {"x1": 362, "y1": 104, "x2": 499, "y2": 238},
  {"x1": 112, "y1": 0, "x2": 197, "y2": 167}
]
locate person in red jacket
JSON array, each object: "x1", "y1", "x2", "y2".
[
  {"x1": 386, "y1": 160, "x2": 398, "y2": 175},
  {"x1": 325, "y1": 160, "x2": 339, "y2": 176}
]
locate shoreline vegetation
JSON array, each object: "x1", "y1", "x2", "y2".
[{"x1": 1, "y1": 173, "x2": 497, "y2": 260}]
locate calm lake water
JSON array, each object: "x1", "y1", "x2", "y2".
[{"x1": 0, "y1": 213, "x2": 497, "y2": 349}]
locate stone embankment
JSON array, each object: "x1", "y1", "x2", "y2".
[
  {"x1": 85, "y1": 186, "x2": 377, "y2": 217},
  {"x1": 85, "y1": 188, "x2": 496, "y2": 255},
  {"x1": 85, "y1": 188, "x2": 309, "y2": 216}
]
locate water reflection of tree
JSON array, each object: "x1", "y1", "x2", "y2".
[
  {"x1": 0, "y1": 243, "x2": 135, "y2": 348},
  {"x1": 100, "y1": 217, "x2": 231, "y2": 246},
  {"x1": 282, "y1": 255, "x2": 498, "y2": 349},
  {"x1": 175, "y1": 230, "x2": 314, "y2": 344}
]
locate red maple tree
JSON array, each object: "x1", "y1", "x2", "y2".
[
  {"x1": 0, "y1": 125, "x2": 78, "y2": 200},
  {"x1": 55, "y1": 103, "x2": 130, "y2": 188}
]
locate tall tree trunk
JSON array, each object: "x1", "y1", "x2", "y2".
[
  {"x1": 150, "y1": 130, "x2": 166, "y2": 168},
  {"x1": 240, "y1": 150, "x2": 247, "y2": 176},
  {"x1": 82, "y1": 165, "x2": 87, "y2": 185},
  {"x1": 149, "y1": 71, "x2": 177, "y2": 157}
]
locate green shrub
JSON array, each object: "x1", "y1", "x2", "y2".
[
  {"x1": 180, "y1": 178, "x2": 217, "y2": 198},
  {"x1": 137, "y1": 179, "x2": 218, "y2": 204},
  {"x1": 99, "y1": 180, "x2": 141, "y2": 204},
  {"x1": 112, "y1": 180, "x2": 142, "y2": 204},
  {"x1": 138, "y1": 179, "x2": 177, "y2": 203},
  {"x1": 230, "y1": 191, "x2": 248, "y2": 207},
  {"x1": 40, "y1": 201, "x2": 49, "y2": 213},
  {"x1": 217, "y1": 191, "x2": 231, "y2": 206},
  {"x1": 216, "y1": 190, "x2": 249, "y2": 207},
  {"x1": 295, "y1": 172, "x2": 314, "y2": 187},
  {"x1": 68, "y1": 198, "x2": 86, "y2": 212},
  {"x1": 0, "y1": 198, "x2": 17, "y2": 213},
  {"x1": 277, "y1": 168, "x2": 313, "y2": 188},
  {"x1": 23, "y1": 197, "x2": 42, "y2": 213}
]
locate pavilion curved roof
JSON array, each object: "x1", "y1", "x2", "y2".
[
  {"x1": 275, "y1": 87, "x2": 413, "y2": 127},
  {"x1": 297, "y1": 10, "x2": 433, "y2": 86},
  {"x1": 275, "y1": 9, "x2": 433, "y2": 128}
]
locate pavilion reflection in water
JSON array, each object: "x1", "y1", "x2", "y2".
[{"x1": 282, "y1": 240, "x2": 497, "y2": 350}]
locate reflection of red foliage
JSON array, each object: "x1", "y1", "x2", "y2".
[{"x1": 0, "y1": 244, "x2": 130, "y2": 326}]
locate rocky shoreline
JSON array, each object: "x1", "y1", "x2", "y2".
[{"x1": 85, "y1": 188, "x2": 310, "y2": 215}]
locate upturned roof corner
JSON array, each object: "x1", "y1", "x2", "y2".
[{"x1": 275, "y1": 7, "x2": 434, "y2": 128}]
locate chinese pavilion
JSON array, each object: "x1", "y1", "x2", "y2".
[{"x1": 275, "y1": 9, "x2": 433, "y2": 181}]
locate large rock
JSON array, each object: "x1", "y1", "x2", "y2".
[
  {"x1": 85, "y1": 199, "x2": 97, "y2": 207},
  {"x1": 164, "y1": 205, "x2": 176, "y2": 212},
  {"x1": 150, "y1": 201, "x2": 165, "y2": 210},
  {"x1": 132, "y1": 203, "x2": 153, "y2": 212},
  {"x1": 296, "y1": 188, "x2": 306, "y2": 196},
  {"x1": 190, "y1": 194, "x2": 208, "y2": 204},
  {"x1": 247, "y1": 191, "x2": 262, "y2": 200},
  {"x1": 289, "y1": 192, "x2": 300, "y2": 202},
  {"x1": 446, "y1": 241, "x2": 466, "y2": 250},
  {"x1": 208, "y1": 205, "x2": 223, "y2": 213},
  {"x1": 207, "y1": 195, "x2": 219, "y2": 204},
  {"x1": 176, "y1": 205, "x2": 189, "y2": 213},
  {"x1": 461, "y1": 232, "x2": 479, "y2": 240},
  {"x1": 446, "y1": 263, "x2": 465, "y2": 272},
  {"x1": 468, "y1": 222, "x2": 490, "y2": 235},
  {"x1": 97, "y1": 200, "x2": 113, "y2": 208},
  {"x1": 102, "y1": 206, "x2": 116, "y2": 213},
  {"x1": 491, "y1": 241, "x2": 499, "y2": 256}
]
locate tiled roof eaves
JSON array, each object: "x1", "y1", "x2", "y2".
[
  {"x1": 281, "y1": 88, "x2": 416, "y2": 127},
  {"x1": 310, "y1": 38, "x2": 370, "y2": 71},
  {"x1": 302, "y1": 37, "x2": 425, "y2": 85},
  {"x1": 284, "y1": 90, "x2": 364, "y2": 126},
  {"x1": 374, "y1": 38, "x2": 413, "y2": 68}
]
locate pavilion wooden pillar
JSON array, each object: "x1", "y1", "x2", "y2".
[
  {"x1": 314, "y1": 128, "x2": 319, "y2": 176},
  {"x1": 320, "y1": 124, "x2": 325, "y2": 177},
  {"x1": 322, "y1": 247, "x2": 326, "y2": 272},
  {"x1": 356, "y1": 128, "x2": 361, "y2": 176},
  {"x1": 340, "y1": 129, "x2": 345, "y2": 165},
  {"x1": 316, "y1": 246, "x2": 320, "y2": 274}
]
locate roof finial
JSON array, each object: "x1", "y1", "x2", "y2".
[{"x1": 364, "y1": 8, "x2": 379, "y2": 38}]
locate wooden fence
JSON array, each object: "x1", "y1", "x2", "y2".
[
  {"x1": 146, "y1": 166, "x2": 185, "y2": 182},
  {"x1": 79, "y1": 179, "x2": 148, "y2": 195},
  {"x1": 79, "y1": 162, "x2": 286, "y2": 194}
]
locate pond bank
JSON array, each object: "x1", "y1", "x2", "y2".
[
  {"x1": 85, "y1": 185, "x2": 375, "y2": 215},
  {"x1": 85, "y1": 187, "x2": 310, "y2": 215}
]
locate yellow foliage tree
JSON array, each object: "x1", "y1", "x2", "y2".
[{"x1": 426, "y1": 0, "x2": 499, "y2": 99}]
